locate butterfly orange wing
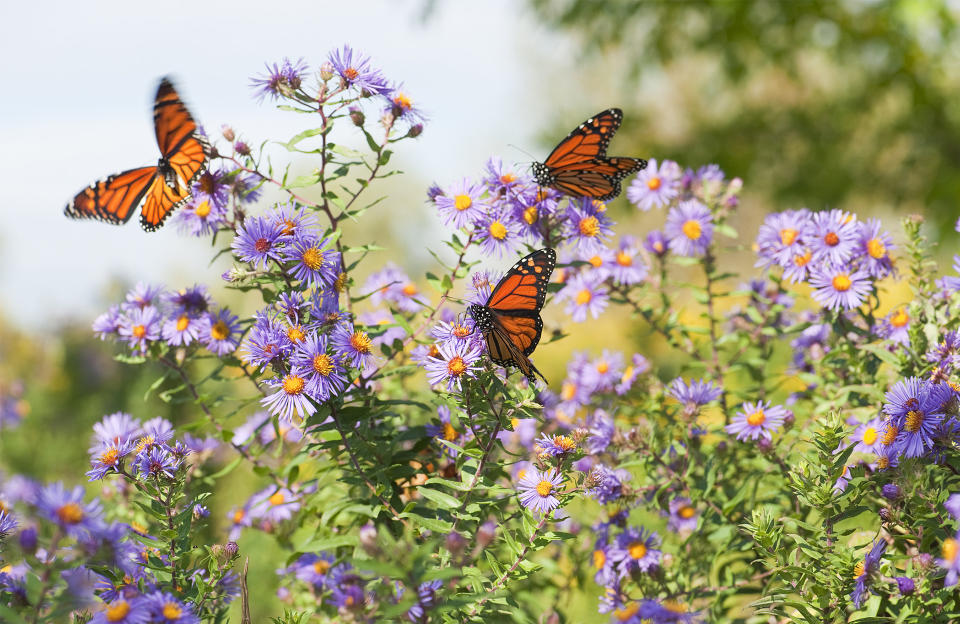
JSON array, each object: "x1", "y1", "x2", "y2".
[
  {"x1": 139, "y1": 174, "x2": 191, "y2": 232},
  {"x1": 542, "y1": 109, "x2": 623, "y2": 168},
  {"x1": 153, "y1": 77, "x2": 208, "y2": 187},
  {"x1": 64, "y1": 166, "x2": 158, "y2": 225}
]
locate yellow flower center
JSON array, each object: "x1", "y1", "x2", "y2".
[
  {"x1": 664, "y1": 601, "x2": 688, "y2": 614},
  {"x1": 300, "y1": 247, "x2": 324, "y2": 270},
  {"x1": 579, "y1": 216, "x2": 600, "y2": 238},
  {"x1": 682, "y1": 219, "x2": 702, "y2": 240},
  {"x1": 592, "y1": 199, "x2": 606, "y2": 212},
  {"x1": 561, "y1": 382, "x2": 577, "y2": 401},
  {"x1": 905, "y1": 409, "x2": 923, "y2": 432},
  {"x1": 891, "y1": 308, "x2": 909, "y2": 328},
  {"x1": 653, "y1": 241, "x2": 664, "y2": 253},
  {"x1": 135, "y1": 435, "x2": 155, "y2": 454},
  {"x1": 679, "y1": 506, "x2": 696, "y2": 519},
  {"x1": 647, "y1": 176, "x2": 662, "y2": 191},
  {"x1": 944, "y1": 538, "x2": 959, "y2": 563},
  {"x1": 552, "y1": 435, "x2": 576, "y2": 452},
  {"x1": 344, "y1": 67, "x2": 359, "y2": 80},
  {"x1": 593, "y1": 549, "x2": 606, "y2": 569},
  {"x1": 452, "y1": 324, "x2": 471, "y2": 338},
  {"x1": 621, "y1": 366, "x2": 634, "y2": 384},
  {"x1": 269, "y1": 491, "x2": 285, "y2": 506},
  {"x1": 132, "y1": 324, "x2": 146, "y2": 339},
  {"x1": 99, "y1": 448, "x2": 120, "y2": 466},
  {"x1": 575, "y1": 289, "x2": 593, "y2": 305},
  {"x1": 510, "y1": 417, "x2": 519, "y2": 429},
  {"x1": 500, "y1": 173, "x2": 516, "y2": 184},
  {"x1": 832, "y1": 274, "x2": 852, "y2": 292},
  {"x1": 350, "y1": 331, "x2": 372, "y2": 354},
  {"x1": 881, "y1": 424, "x2": 899, "y2": 446},
  {"x1": 130, "y1": 521, "x2": 147, "y2": 535},
  {"x1": 779, "y1": 228, "x2": 798, "y2": 245},
  {"x1": 824, "y1": 231, "x2": 839, "y2": 246},
  {"x1": 402, "y1": 283, "x2": 418, "y2": 296},
  {"x1": 194, "y1": 200, "x2": 211, "y2": 218},
  {"x1": 535, "y1": 480, "x2": 553, "y2": 497},
  {"x1": 862, "y1": 427, "x2": 878, "y2": 445},
  {"x1": 392, "y1": 92, "x2": 412, "y2": 109},
  {"x1": 443, "y1": 422, "x2": 458, "y2": 441},
  {"x1": 176, "y1": 315, "x2": 190, "y2": 332},
  {"x1": 57, "y1": 502, "x2": 84, "y2": 525},
  {"x1": 596, "y1": 361, "x2": 609, "y2": 374},
  {"x1": 447, "y1": 355, "x2": 467, "y2": 376},
  {"x1": 314, "y1": 560, "x2": 330, "y2": 574},
  {"x1": 454, "y1": 194, "x2": 472, "y2": 211},
  {"x1": 867, "y1": 238, "x2": 886, "y2": 259},
  {"x1": 616, "y1": 251, "x2": 632, "y2": 267},
  {"x1": 876, "y1": 455, "x2": 889, "y2": 470},
  {"x1": 853, "y1": 561, "x2": 865, "y2": 578},
  {"x1": 313, "y1": 354, "x2": 334, "y2": 377},
  {"x1": 794, "y1": 250, "x2": 812, "y2": 267},
  {"x1": 589, "y1": 255, "x2": 603, "y2": 268},
  {"x1": 162, "y1": 602, "x2": 182, "y2": 619},
  {"x1": 746, "y1": 409, "x2": 766, "y2": 426},
  {"x1": 282, "y1": 374, "x2": 305, "y2": 396},
  {"x1": 489, "y1": 221, "x2": 507, "y2": 240},
  {"x1": 287, "y1": 325, "x2": 306, "y2": 343},
  {"x1": 211, "y1": 320, "x2": 229, "y2": 341},
  {"x1": 233, "y1": 509, "x2": 245, "y2": 523},
  {"x1": 106, "y1": 600, "x2": 131, "y2": 621},
  {"x1": 334, "y1": 272, "x2": 348, "y2": 292},
  {"x1": 628, "y1": 542, "x2": 647, "y2": 560},
  {"x1": 523, "y1": 206, "x2": 538, "y2": 225}
]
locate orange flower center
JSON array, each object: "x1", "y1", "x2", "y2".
[
  {"x1": 682, "y1": 219, "x2": 702, "y2": 240},
  {"x1": 500, "y1": 173, "x2": 516, "y2": 184},
  {"x1": 579, "y1": 216, "x2": 600, "y2": 238},
  {"x1": 779, "y1": 228, "x2": 798, "y2": 245},
  {"x1": 350, "y1": 331, "x2": 372, "y2": 354},
  {"x1": 862, "y1": 427, "x2": 878, "y2": 445},
  {"x1": 596, "y1": 361, "x2": 609, "y2": 374},
  {"x1": 282, "y1": 374, "x2": 305, "y2": 396},
  {"x1": 447, "y1": 356, "x2": 467, "y2": 376},
  {"x1": 402, "y1": 283, "x2": 418, "y2": 296},
  {"x1": 453, "y1": 194, "x2": 472, "y2": 211},
  {"x1": 99, "y1": 448, "x2": 120, "y2": 466},
  {"x1": 194, "y1": 200, "x2": 211, "y2": 218},
  {"x1": 944, "y1": 538, "x2": 959, "y2": 563},
  {"x1": 489, "y1": 221, "x2": 507, "y2": 240},
  {"x1": 162, "y1": 602, "x2": 182, "y2": 619},
  {"x1": 593, "y1": 549, "x2": 606, "y2": 569},
  {"x1": 313, "y1": 354, "x2": 334, "y2": 377},
  {"x1": 176, "y1": 315, "x2": 190, "y2": 332},
  {"x1": 576, "y1": 289, "x2": 593, "y2": 305},
  {"x1": 589, "y1": 255, "x2": 603, "y2": 268},
  {"x1": 344, "y1": 67, "x2": 359, "y2": 80},
  {"x1": 57, "y1": 502, "x2": 84, "y2": 525},
  {"x1": 867, "y1": 238, "x2": 886, "y2": 259},
  {"x1": 443, "y1": 422, "x2": 458, "y2": 441},
  {"x1": 679, "y1": 505, "x2": 696, "y2": 519},
  {"x1": 628, "y1": 542, "x2": 647, "y2": 559},
  {"x1": 392, "y1": 92, "x2": 412, "y2": 110},
  {"x1": 314, "y1": 560, "x2": 330, "y2": 574},
  {"x1": 905, "y1": 409, "x2": 923, "y2": 432},
  {"x1": 891, "y1": 308, "x2": 908, "y2": 328},
  {"x1": 647, "y1": 176, "x2": 662, "y2": 191},
  {"x1": 301, "y1": 247, "x2": 323, "y2": 270},
  {"x1": 793, "y1": 250, "x2": 812, "y2": 267},
  {"x1": 746, "y1": 409, "x2": 766, "y2": 426},
  {"x1": 211, "y1": 320, "x2": 229, "y2": 340},
  {"x1": 132, "y1": 324, "x2": 146, "y2": 339},
  {"x1": 233, "y1": 509, "x2": 245, "y2": 523},
  {"x1": 523, "y1": 206, "x2": 538, "y2": 225},
  {"x1": 106, "y1": 601, "x2": 131, "y2": 621},
  {"x1": 269, "y1": 491, "x2": 285, "y2": 505},
  {"x1": 616, "y1": 251, "x2": 632, "y2": 267},
  {"x1": 824, "y1": 231, "x2": 839, "y2": 246},
  {"x1": 832, "y1": 274, "x2": 852, "y2": 292},
  {"x1": 881, "y1": 423, "x2": 898, "y2": 446},
  {"x1": 287, "y1": 325, "x2": 306, "y2": 343},
  {"x1": 535, "y1": 480, "x2": 553, "y2": 497}
]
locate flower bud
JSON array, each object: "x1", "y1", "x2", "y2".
[
  {"x1": 234, "y1": 141, "x2": 251, "y2": 156},
  {"x1": 18, "y1": 526, "x2": 37, "y2": 554},
  {"x1": 881, "y1": 483, "x2": 902, "y2": 501},
  {"x1": 349, "y1": 106, "x2": 365, "y2": 127},
  {"x1": 358, "y1": 523, "x2": 379, "y2": 556},
  {"x1": 756, "y1": 437, "x2": 773, "y2": 453},
  {"x1": 407, "y1": 124, "x2": 423, "y2": 138},
  {"x1": 895, "y1": 576, "x2": 915, "y2": 595},
  {"x1": 319, "y1": 62, "x2": 335, "y2": 81},
  {"x1": 878, "y1": 507, "x2": 892, "y2": 523},
  {"x1": 445, "y1": 530, "x2": 467, "y2": 556},
  {"x1": 476, "y1": 521, "x2": 497, "y2": 548},
  {"x1": 782, "y1": 410, "x2": 795, "y2": 430},
  {"x1": 221, "y1": 125, "x2": 236, "y2": 142}
]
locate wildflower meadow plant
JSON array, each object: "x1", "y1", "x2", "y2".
[{"x1": 9, "y1": 46, "x2": 960, "y2": 624}]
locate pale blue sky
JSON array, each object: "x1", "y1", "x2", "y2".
[{"x1": 0, "y1": 1, "x2": 603, "y2": 330}]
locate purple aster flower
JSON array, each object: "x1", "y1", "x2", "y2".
[
  {"x1": 330, "y1": 578, "x2": 367, "y2": 611},
  {"x1": 140, "y1": 417, "x2": 174, "y2": 446},
  {"x1": 609, "y1": 526, "x2": 661, "y2": 575},
  {"x1": 364, "y1": 263, "x2": 427, "y2": 313},
  {"x1": 808, "y1": 266, "x2": 872, "y2": 310},
  {"x1": 250, "y1": 57, "x2": 308, "y2": 102},
  {"x1": 241, "y1": 311, "x2": 287, "y2": 370},
  {"x1": 266, "y1": 202, "x2": 320, "y2": 239},
  {"x1": 283, "y1": 235, "x2": 340, "y2": 289},
  {"x1": 616, "y1": 353, "x2": 650, "y2": 395},
  {"x1": 664, "y1": 200, "x2": 713, "y2": 257},
  {"x1": 805, "y1": 209, "x2": 858, "y2": 267},
  {"x1": 851, "y1": 539, "x2": 886, "y2": 608},
  {"x1": 725, "y1": 400, "x2": 788, "y2": 442},
  {"x1": 475, "y1": 208, "x2": 522, "y2": 258},
  {"x1": 435, "y1": 178, "x2": 486, "y2": 229},
  {"x1": 590, "y1": 540, "x2": 617, "y2": 587},
  {"x1": 249, "y1": 486, "x2": 301, "y2": 526},
  {"x1": 644, "y1": 230, "x2": 669, "y2": 257},
  {"x1": 87, "y1": 439, "x2": 134, "y2": 481},
  {"x1": 517, "y1": 469, "x2": 564, "y2": 514},
  {"x1": 668, "y1": 377, "x2": 723, "y2": 417},
  {"x1": 627, "y1": 158, "x2": 681, "y2": 211},
  {"x1": 231, "y1": 216, "x2": 289, "y2": 270},
  {"x1": 579, "y1": 350, "x2": 624, "y2": 393},
  {"x1": 91, "y1": 412, "x2": 141, "y2": 450},
  {"x1": 946, "y1": 493, "x2": 960, "y2": 519},
  {"x1": 191, "y1": 168, "x2": 231, "y2": 210},
  {"x1": 430, "y1": 319, "x2": 480, "y2": 349},
  {"x1": 0, "y1": 510, "x2": 16, "y2": 540},
  {"x1": 895, "y1": 576, "x2": 915, "y2": 596},
  {"x1": 383, "y1": 84, "x2": 426, "y2": 124},
  {"x1": 89, "y1": 597, "x2": 149, "y2": 624},
  {"x1": 289, "y1": 333, "x2": 347, "y2": 402},
  {"x1": 881, "y1": 483, "x2": 902, "y2": 500},
  {"x1": 142, "y1": 591, "x2": 200, "y2": 624},
  {"x1": 536, "y1": 432, "x2": 578, "y2": 457},
  {"x1": 123, "y1": 282, "x2": 165, "y2": 313},
  {"x1": 849, "y1": 417, "x2": 885, "y2": 455},
  {"x1": 858, "y1": 218, "x2": 895, "y2": 279},
  {"x1": 133, "y1": 445, "x2": 180, "y2": 480},
  {"x1": 586, "y1": 465, "x2": 627, "y2": 503},
  {"x1": 755, "y1": 209, "x2": 810, "y2": 268},
  {"x1": 174, "y1": 194, "x2": 227, "y2": 237},
  {"x1": 876, "y1": 306, "x2": 911, "y2": 347},
  {"x1": 36, "y1": 482, "x2": 103, "y2": 538},
  {"x1": 609, "y1": 236, "x2": 648, "y2": 285},
  {"x1": 164, "y1": 284, "x2": 211, "y2": 318},
  {"x1": 423, "y1": 339, "x2": 482, "y2": 392},
  {"x1": 261, "y1": 368, "x2": 317, "y2": 424},
  {"x1": 667, "y1": 498, "x2": 699, "y2": 533},
  {"x1": 331, "y1": 323, "x2": 378, "y2": 371},
  {"x1": 161, "y1": 312, "x2": 200, "y2": 347},
  {"x1": 483, "y1": 157, "x2": 524, "y2": 195},
  {"x1": 327, "y1": 45, "x2": 391, "y2": 95},
  {"x1": 637, "y1": 599, "x2": 699, "y2": 623},
  {"x1": 92, "y1": 304, "x2": 122, "y2": 339},
  {"x1": 586, "y1": 409, "x2": 615, "y2": 455},
  {"x1": 782, "y1": 247, "x2": 814, "y2": 283},
  {"x1": 465, "y1": 270, "x2": 503, "y2": 307},
  {"x1": 566, "y1": 198, "x2": 615, "y2": 252},
  {"x1": 558, "y1": 273, "x2": 608, "y2": 322},
  {"x1": 498, "y1": 416, "x2": 538, "y2": 450},
  {"x1": 578, "y1": 245, "x2": 616, "y2": 281},
  {"x1": 118, "y1": 306, "x2": 161, "y2": 353},
  {"x1": 200, "y1": 308, "x2": 241, "y2": 356},
  {"x1": 939, "y1": 532, "x2": 960, "y2": 587}
]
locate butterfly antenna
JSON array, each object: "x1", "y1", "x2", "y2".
[{"x1": 506, "y1": 143, "x2": 536, "y2": 163}]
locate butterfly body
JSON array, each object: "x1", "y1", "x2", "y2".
[
  {"x1": 533, "y1": 108, "x2": 647, "y2": 201},
  {"x1": 469, "y1": 248, "x2": 556, "y2": 383},
  {"x1": 64, "y1": 77, "x2": 208, "y2": 232}
]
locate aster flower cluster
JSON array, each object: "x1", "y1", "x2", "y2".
[
  {"x1": 275, "y1": 556, "x2": 372, "y2": 617},
  {"x1": 873, "y1": 376, "x2": 959, "y2": 464},
  {"x1": 85, "y1": 412, "x2": 202, "y2": 482},
  {"x1": 92, "y1": 282, "x2": 240, "y2": 356},
  {"x1": 173, "y1": 165, "x2": 262, "y2": 237},
  {"x1": 0, "y1": 379, "x2": 26, "y2": 431},
  {"x1": 755, "y1": 209, "x2": 895, "y2": 311}
]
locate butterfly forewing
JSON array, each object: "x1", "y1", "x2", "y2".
[{"x1": 64, "y1": 166, "x2": 158, "y2": 225}]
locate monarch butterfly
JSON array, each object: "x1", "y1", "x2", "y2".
[
  {"x1": 64, "y1": 77, "x2": 208, "y2": 231},
  {"x1": 469, "y1": 248, "x2": 556, "y2": 383},
  {"x1": 532, "y1": 108, "x2": 647, "y2": 201}
]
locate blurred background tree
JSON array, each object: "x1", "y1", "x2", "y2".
[{"x1": 528, "y1": 0, "x2": 960, "y2": 232}]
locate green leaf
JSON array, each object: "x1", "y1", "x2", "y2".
[{"x1": 416, "y1": 486, "x2": 462, "y2": 509}]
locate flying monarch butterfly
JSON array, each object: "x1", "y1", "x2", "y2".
[
  {"x1": 64, "y1": 77, "x2": 208, "y2": 231},
  {"x1": 468, "y1": 248, "x2": 556, "y2": 383},
  {"x1": 531, "y1": 108, "x2": 647, "y2": 201}
]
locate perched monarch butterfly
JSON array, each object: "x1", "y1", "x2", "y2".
[
  {"x1": 469, "y1": 248, "x2": 556, "y2": 383},
  {"x1": 531, "y1": 108, "x2": 647, "y2": 201},
  {"x1": 64, "y1": 77, "x2": 208, "y2": 231}
]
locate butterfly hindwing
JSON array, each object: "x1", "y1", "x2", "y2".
[{"x1": 64, "y1": 166, "x2": 158, "y2": 225}]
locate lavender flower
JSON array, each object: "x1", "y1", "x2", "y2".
[
  {"x1": 725, "y1": 401, "x2": 788, "y2": 442},
  {"x1": 627, "y1": 158, "x2": 681, "y2": 211},
  {"x1": 517, "y1": 469, "x2": 564, "y2": 514},
  {"x1": 424, "y1": 339, "x2": 482, "y2": 392},
  {"x1": 664, "y1": 200, "x2": 713, "y2": 257},
  {"x1": 231, "y1": 216, "x2": 288, "y2": 270},
  {"x1": 808, "y1": 266, "x2": 872, "y2": 311},
  {"x1": 327, "y1": 45, "x2": 391, "y2": 95}
]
